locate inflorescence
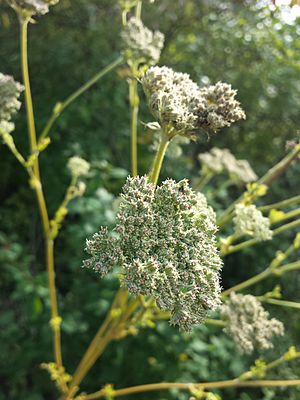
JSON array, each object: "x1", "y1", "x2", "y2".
[
  {"x1": 221, "y1": 292, "x2": 284, "y2": 354},
  {"x1": 121, "y1": 17, "x2": 164, "y2": 68},
  {"x1": 234, "y1": 204, "x2": 273, "y2": 241},
  {"x1": 67, "y1": 156, "x2": 90, "y2": 178},
  {"x1": 0, "y1": 73, "x2": 24, "y2": 123},
  {"x1": 7, "y1": 0, "x2": 59, "y2": 17},
  {"x1": 83, "y1": 176, "x2": 223, "y2": 330},
  {"x1": 141, "y1": 66, "x2": 245, "y2": 139},
  {"x1": 198, "y1": 147, "x2": 257, "y2": 184}
]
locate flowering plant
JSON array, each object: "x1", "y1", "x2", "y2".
[{"x1": 1, "y1": 0, "x2": 300, "y2": 399}]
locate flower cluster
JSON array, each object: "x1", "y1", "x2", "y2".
[
  {"x1": 7, "y1": 0, "x2": 59, "y2": 17},
  {"x1": 67, "y1": 156, "x2": 90, "y2": 177},
  {"x1": 234, "y1": 204, "x2": 273, "y2": 241},
  {"x1": 84, "y1": 176, "x2": 223, "y2": 330},
  {"x1": 121, "y1": 17, "x2": 164, "y2": 68},
  {"x1": 0, "y1": 73, "x2": 24, "y2": 123},
  {"x1": 221, "y1": 292, "x2": 284, "y2": 354},
  {"x1": 141, "y1": 66, "x2": 245, "y2": 139},
  {"x1": 198, "y1": 147, "x2": 257, "y2": 184}
]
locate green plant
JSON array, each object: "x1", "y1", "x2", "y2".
[{"x1": 1, "y1": 1, "x2": 300, "y2": 399}]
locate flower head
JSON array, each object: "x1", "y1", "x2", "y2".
[
  {"x1": 84, "y1": 176, "x2": 223, "y2": 330},
  {"x1": 141, "y1": 66, "x2": 245, "y2": 139},
  {"x1": 0, "y1": 73, "x2": 24, "y2": 122},
  {"x1": 121, "y1": 17, "x2": 164, "y2": 68},
  {"x1": 234, "y1": 204, "x2": 272, "y2": 241},
  {"x1": 198, "y1": 147, "x2": 257, "y2": 184},
  {"x1": 221, "y1": 292, "x2": 284, "y2": 354},
  {"x1": 7, "y1": 0, "x2": 59, "y2": 17},
  {"x1": 67, "y1": 156, "x2": 90, "y2": 177}
]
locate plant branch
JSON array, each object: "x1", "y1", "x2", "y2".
[
  {"x1": 259, "y1": 194, "x2": 300, "y2": 212},
  {"x1": 217, "y1": 145, "x2": 300, "y2": 227},
  {"x1": 20, "y1": 18, "x2": 64, "y2": 376},
  {"x1": 39, "y1": 56, "x2": 123, "y2": 141},
  {"x1": 84, "y1": 379, "x2": 300, "y2": 399},
  {"x1": 222, "y1": 218, "x2": 300, "y2": 256}
]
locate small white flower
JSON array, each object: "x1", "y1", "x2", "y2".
[
  {"x1": 221, "y1": 292, "x2": 284, "y2": 354},
  {"x1": 67, "y1": 156, "x2": 90, "y2": 177},
  {"x1": 0, "y1": 73, "x2": 24, "y2": 122},
  {"x1": 234, "y1": 204, "x2": 273, "y2": 241}
]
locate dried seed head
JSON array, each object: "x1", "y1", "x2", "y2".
[
  {"x1": 234, "y1": 204, "x2": 273, "y2": 241},
  {"x1": 121, "y1": 17, "x2": 164, "y2": 68},
  {"x1": 141, "y1": 66, "x2": 245, "y2": 139},
  {"x1": 221, "y1": 292, "x2": 284, "y2": 354},
  {"x1": 0, "y1": 73, "x2": 24, "y2": 122},
  {"x1": 84, "y1": 176, "x2": 223, "y2": 330}
]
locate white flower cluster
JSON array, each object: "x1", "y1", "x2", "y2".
[
  {"x1": 0, "y1": 73, "x2": 24, "y2": 123},
  {"x1": 7, "y1": 0, "x2": 59, "y2": 16},
  {"x1": 141, "y1": 66, "x2": 245, "y2": 139},
  {"x1": 84, "y1": 176, "x2": 223, "y2": 330},
  {"x1": 121, "y1": 17, "x2": 164, "y2": 67},
  {"x1": 221, "y1": 292, "x2": 284, "y2": 354},
  {"x1": 198, "y1": 147, "x2": 257, "y2": 184},
  {"x1": 234, "y1": 204, "x2": 273, "y2": 241},
  {"x1": 67, "y1": 156, "x2": 90, "y2": 177}
]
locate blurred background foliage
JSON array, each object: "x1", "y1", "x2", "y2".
[{"x1": 0, "y1": 0, "x2": 300, "y2": 399}]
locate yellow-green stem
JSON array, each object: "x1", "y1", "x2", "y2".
[
  {"x1": 217, "y1": 145, "x2": 300, "y2": 227},
  {"x1": 39, "y1": 56, "x2": 123, "y2": 141},
  {"x1": 222, "y1": 257, "x2": 298, "y2": 297},
  {"x1": 129, "y1": 78, "x2": 139, "y2": 176},
  {"x1": 135, "y1": 0, "x2": 142, "y2": 19},
  {"x1": 149, "y1": 135, "x2": 170, "y2": 185},
  {"x1": 21, "y1": 19, "x2": 40, "y2": 179},
  {"x1": 68, "y1": 288, "x2": 129, "y2": 395},
  {"x1": 259, "y1": 194, "x2": 300, "y2": 212},
  {"x1": 262, "y1": 298, "x2": 300, "y2": 310},
  {"x1": 20, "y1": 18, "x2": 63, "y2": 371},
  {"x1": 84, "y1": 379, "x2": 300, "y2": 399},
  {"x1": 222, "y1": 218, "x2": 300, "y2": 256}
]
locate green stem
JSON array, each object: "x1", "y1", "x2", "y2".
[
  {"x1": 262, "y1": 298, "x2": 300, "y2": 310},
  {"x1": 222, "y1": 268, "x2": 271, "y2": 297},
  {"x1": 39, "y1": 56, "x2": 123, "y2": 141},
  {"x1": 205, "y1": 319, "x2": 226, "y2": 327},
  {"x1": 259, "y1": 194, "x2": 300, "y2": 212},
  {"x1": 217, "y1": 145, "x2": 300, "y2": 227},
  {"x1": 276, "y1": 260, "x2": 300, "y2": 275},
  {"x1": 194, "y1": 172, "x2": 214, "y2": 191},
  {"x1": 223, "y1": 218, "x2": 300, "y2": 256},
  {"x1": 20, "y1": 18, "x2": 64, "y2": 375},
  {"x1": 84, "y1": 379, "x2": 300, "y2": 399},
  {"x1": 135, "y1": 0, "x2": 142, "y2": 18},
  {"x1": 149, "y1": 135, "x2": 170, "y2": 186},
  {"x1": 20, "y1": 18, "x2": 40, "y2": 179},
  {"x1": 129, "y1": 78, "x2": 139, "y2": 176},
  {"x1": 272, "y1": 208, "x2": 300, "y2": 225}
]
